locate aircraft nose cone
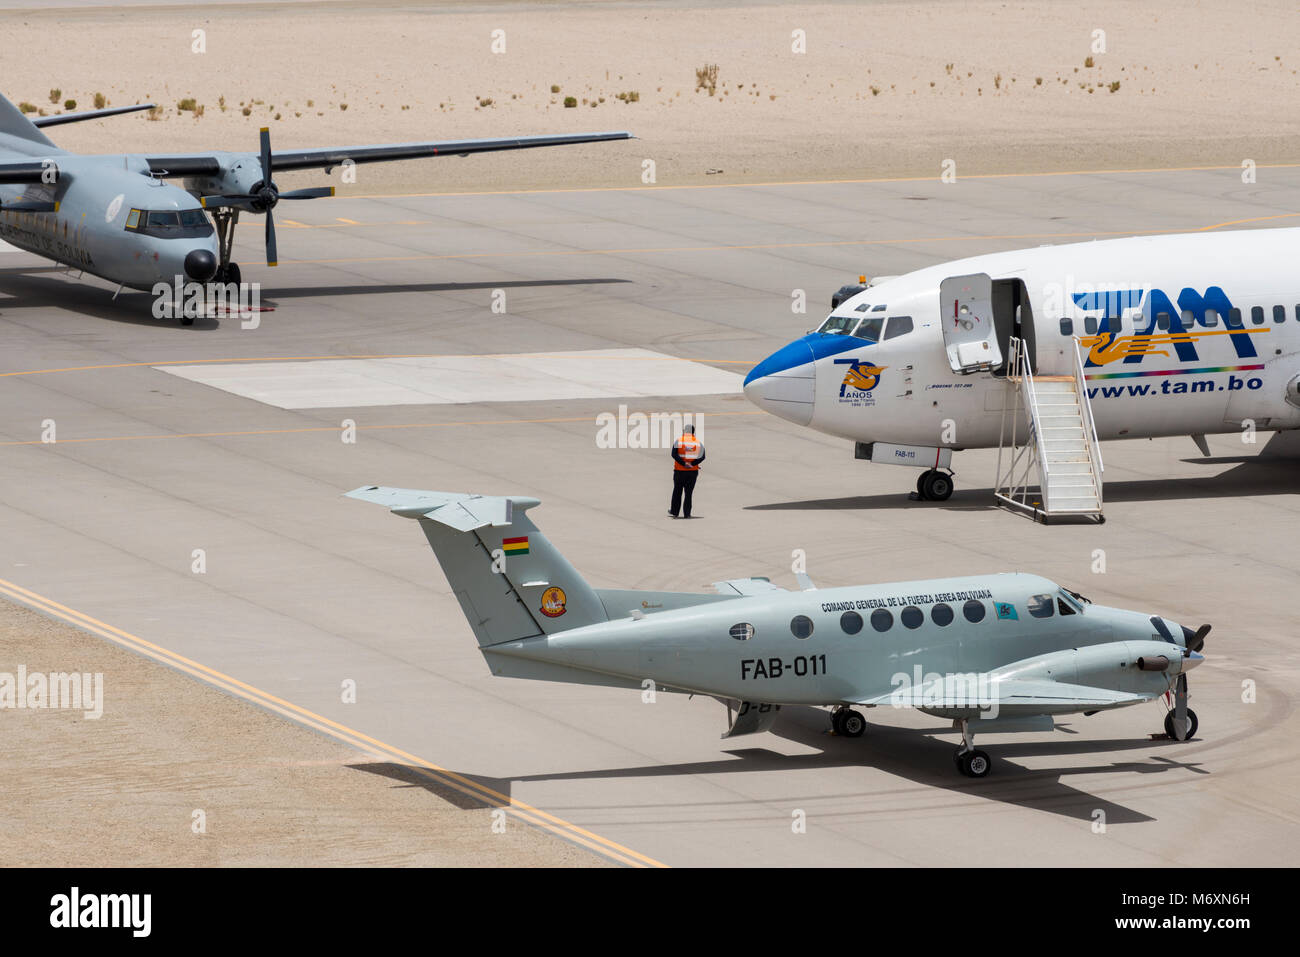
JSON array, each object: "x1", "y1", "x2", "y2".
[
  {"x1": 184, "y1": 248, "x2": 218, "y2": 282},
  {"x1": 743, "y1": 339, "x2": 817, "y2": 426},
  {"x1": 1182, "y1": 650, "x2": 1205, "y2": 672}
]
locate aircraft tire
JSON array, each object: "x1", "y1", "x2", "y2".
[
  {"x1": 227, "y1": 263, "x2": 241, "y2": 287},
  {"x1": 840, "y1": 710, "x2": 866, "y2": 738},
  {"x1": 959, "y1": 749, "x2": 991, "y2": 778},
  {"x1": 921, "y1": 470, "x2": 953, "y2": 502},
  {"x1": 180, "y1": 315, "x2": 195, "y2": 327},
  {"x1": 1164, "y1": 709, "x2": 1198, "y2": 741},
  {"x1": 916, "y1": 472, "x2": 929, "y2": 497}
]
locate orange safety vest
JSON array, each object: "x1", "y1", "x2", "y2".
[{"x1": 674, "y1": 434, "x2": 702, "y2": 471}]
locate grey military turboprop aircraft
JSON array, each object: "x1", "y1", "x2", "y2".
[
  {"x1": 348, "y1": 485, "x2": 1208, "y2": 777},
  {"x1": 0, "y1": 92, "x2": 630, "y2": 309}
]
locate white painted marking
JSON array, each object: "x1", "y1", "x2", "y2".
[
  {"x1": 153, "y1": 349, "x2": 742, "y2": 409},
  {"x1": 0, "y1": 240, "x2": 22, "y2": 253}
]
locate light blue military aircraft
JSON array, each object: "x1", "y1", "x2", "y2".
[
  {"x1": 0, "y1": 92, "x2": 630, "y2": 317},
  {"x1": 348, "y1": 485, "x2": 1208, "y2": 778}
]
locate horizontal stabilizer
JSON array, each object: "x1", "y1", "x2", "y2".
[{"x1": 345, "y1": 486, "x2": 533, "y2": 530}]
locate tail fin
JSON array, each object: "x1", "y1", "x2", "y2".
[
  {"x1": 0, "y1": 94, "x2": 56, "y2": 149},
  {"x1": 346, "y1": 487, "x2": 608, "y2": 646}
]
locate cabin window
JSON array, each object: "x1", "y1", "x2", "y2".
[
  {"x1": 840, "y1": 611, "x2": 863, "y2": 635},
  {"x1": 729, "y1": 623, "x2": 754, "y2": 641},
  {"x1": 1275, "y1": 305, "x2": 1287, "y2": 324},
  {"x1": 884, "y1": 316, "x2": 913, "y2": 340},
  {"x1": 1027, "y1": 594, "x2": 1055, "y2": 618},
  {"x1": 1295, "y1": 304, "x2": 1300, "y2": 321},
  {"x1": 1156, "y1": 312, "x2": 1170, "y2": 331},
  {"x1": 790, "y1": 615, "x2": 814, "y2": 639},
  {"x1": 870, "y1": 608, "x2": 893, "y2": 632},
  {"x1": 1059, "y1": 318, "x2": 1074, "y2": 336},
  {"x1": 1181, "y1": 309, "x2": 1197, "y2": 329},
  {"x1": 853, "y1": 317, "x2": 884, "y2": 342},
  {"x1": 900, "y1": 606, "x2": 924, "y2": 629},
  {"x1": 931, "y1": 603, "x2": 954, "y2": 626},
  {"x1": 1204, "y1": 309, "x2": 1219, "y2": 327},
  {"x1": 1083, "y1": 316, "x2": 1097, "y2": 335},
  {"x1": 1252, "y1": 306, "x2": 1265, "y2": 325},
  {"x1": 962, "y1": 600, "x2": 987, "y2": 623},
  {"x1": 1228, "y1": 307, "x2": 1243, "y2": 326}
]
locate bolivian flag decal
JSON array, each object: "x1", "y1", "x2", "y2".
[
  {"x1": 502, "y1": 536, "x2": 529, "y2": 556},
  {"x1": 540, "y1": 586, "x2": 567, "y2": 618}
]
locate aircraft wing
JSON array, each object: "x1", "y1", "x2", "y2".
[
  {"x1": 853, "y1": 677, "x2": 1151, "y2": 716},
  {"x1": 33, "y1": 104, "x2": 156, "y2": 128},
  {"x1": 712, "y1": 578, "x2": 787, "y2": 596},
  {"x1": 0, "y1": 161, "x2": 60, "y2": 184},
  {"x1": 145, "y1": 131, "x2": 633, "y2": 177}
]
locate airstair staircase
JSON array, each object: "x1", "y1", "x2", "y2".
[{"x1": 994, "y1": 336, "x2": 1105, "y2": 523}]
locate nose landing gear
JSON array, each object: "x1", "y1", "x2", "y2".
[{"x1": 911, "y1": 469, "x2": 955, "y2": 502}]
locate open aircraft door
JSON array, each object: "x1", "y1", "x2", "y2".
[{"x1": 939, "y1": 273, "x2": 1002, "y2": 374}]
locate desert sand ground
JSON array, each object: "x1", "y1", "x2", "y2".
[
  {"x1": 0, "y1": 599, "x2": 604, "y2": 866},
  {"x1": 5, "y1": 0, "x2": 1300, "y2": 193}
]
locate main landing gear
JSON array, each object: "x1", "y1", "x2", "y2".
[
  {"x1": 911, "y1": 468, "x2": 955, "y2": 502},
  {"x1": 830, "y1": 706, "x2": 867, "y2": 738},
  {"x1": 210, "y1": 208, "x2": 242, "y2": 286},
  {"x1": 953, "y1": 718, "x2": 991, "y2": 778}
]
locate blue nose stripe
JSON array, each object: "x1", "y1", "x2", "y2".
[{"x1": 744, "y1": 334, "x2": 864, "y2": 385}]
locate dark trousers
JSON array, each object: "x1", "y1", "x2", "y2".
[{"x1": 670, "y1": 469, "x2": 699, "y2": 517}]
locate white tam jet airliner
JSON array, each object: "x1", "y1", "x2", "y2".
[{"x1": 743, "y1": 229, "x2": 1300, "y2": 520}]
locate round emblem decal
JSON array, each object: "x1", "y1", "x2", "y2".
[
  {"x1": 105, "y1": 193, "x2": 124, "y2": 223},
  {"x1": 539, "y1": 587, "x2": 567, "y2": 618}
]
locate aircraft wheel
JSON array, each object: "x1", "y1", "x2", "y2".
[
  {"x1": 840, "y1": 710, "x2": 867, "y2": 738},
  {"x1": 1164, "y1": 709, "x2": 1198, "y2": 741},
  {"x1": 179, "y1": 315, "x2": 195, "y2": 327},
  {"x1": 916, "y1": 471, "x2": 929, "y2": 497},
  {"x1": 958, "y1": 749, "x2": 991, "y2": 778},
  {"x1": 921, "y1": 470, "x2": 954, "y2": 502},
  {"x1": 226, "y1": 262, "x2": 241, "y2": 287}
]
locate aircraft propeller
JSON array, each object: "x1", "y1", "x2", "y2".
[
  {"x1": 1171, "y1": 623, "x2": 1210, "y2": 740},
  {"x1": 200, "y1": 127, "x2": 334, "y2": 266}
]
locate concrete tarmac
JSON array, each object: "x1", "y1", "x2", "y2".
[{"x1": 2, "y1": 165, "x2": 1298, "y2": 866}]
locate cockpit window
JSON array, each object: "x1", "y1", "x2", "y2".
[
  {"x1": 819, "y1": 315, "x2": 858, "y2": 335},
  {"x1": 852, "y1": 317, "x2": 884, "y2": 342},
  {"x1": 1027, "y1": 594, "x2": 1055, "y2": 618},
  {"x1": 855, "y1": 303, "x2": 871, "y2": 313},
  {"x1": 126, "y1": 208, "x2": 214, "y2": 239},
  {"x1": 884, "y1": 316, "x2": 913, "y2": 340},
  {"x1": 1058, "y1": 589, "x2": 1084, "y2": 615},
  {"x1": 872, "y1": 304, "x2": 887, "y2": 311}
]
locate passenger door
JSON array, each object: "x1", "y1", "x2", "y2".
[{"x1": 939, "y1": 274, "x2": 1002, "y2": 373}]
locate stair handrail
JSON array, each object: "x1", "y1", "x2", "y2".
[{"x1": 1072, "y1": 336, "x2": 1105, "y2": 483}]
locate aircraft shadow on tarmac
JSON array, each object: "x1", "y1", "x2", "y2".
[
  {"x1": 746, "y1": 455, "x2": 1296, "y2": 513},
  {"x1": 0, "y1": 271, "x2": 630, "y2": 329},
  {"x1": 349, "y1": 705, "x2": 1208, "y2": 825}
]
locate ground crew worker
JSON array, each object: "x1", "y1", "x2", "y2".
[{"x1": 669, "y1": 424, "x2": 705, "y2": 518}]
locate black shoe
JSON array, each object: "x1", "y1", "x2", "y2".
[{"x1": 667, "y1": 511, "x2": 678, "y2": 519}]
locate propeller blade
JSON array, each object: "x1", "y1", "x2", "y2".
[
  {"x1": 259, "y1": 126, "x2": 273, "y2": 184},
  {"x1": 1188, "y1": 623, "x2": 1210, "y2": 653},
  {"x1": 200, "y1": 194, "x2": 253, "y2": 209},
  {"x1": 265, "y1": 206, "x2": 277, "y2": 267},
  {"x1": 1173, "y1": 673, "x2": 1190, "y2": 741},
  {"x1": 278, "y1": 187, "x2": 336, "y2": 200}
]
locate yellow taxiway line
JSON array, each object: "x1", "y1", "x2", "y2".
[{"x1": 0, "y1": 574, "x2": 668, "y2": 868}]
